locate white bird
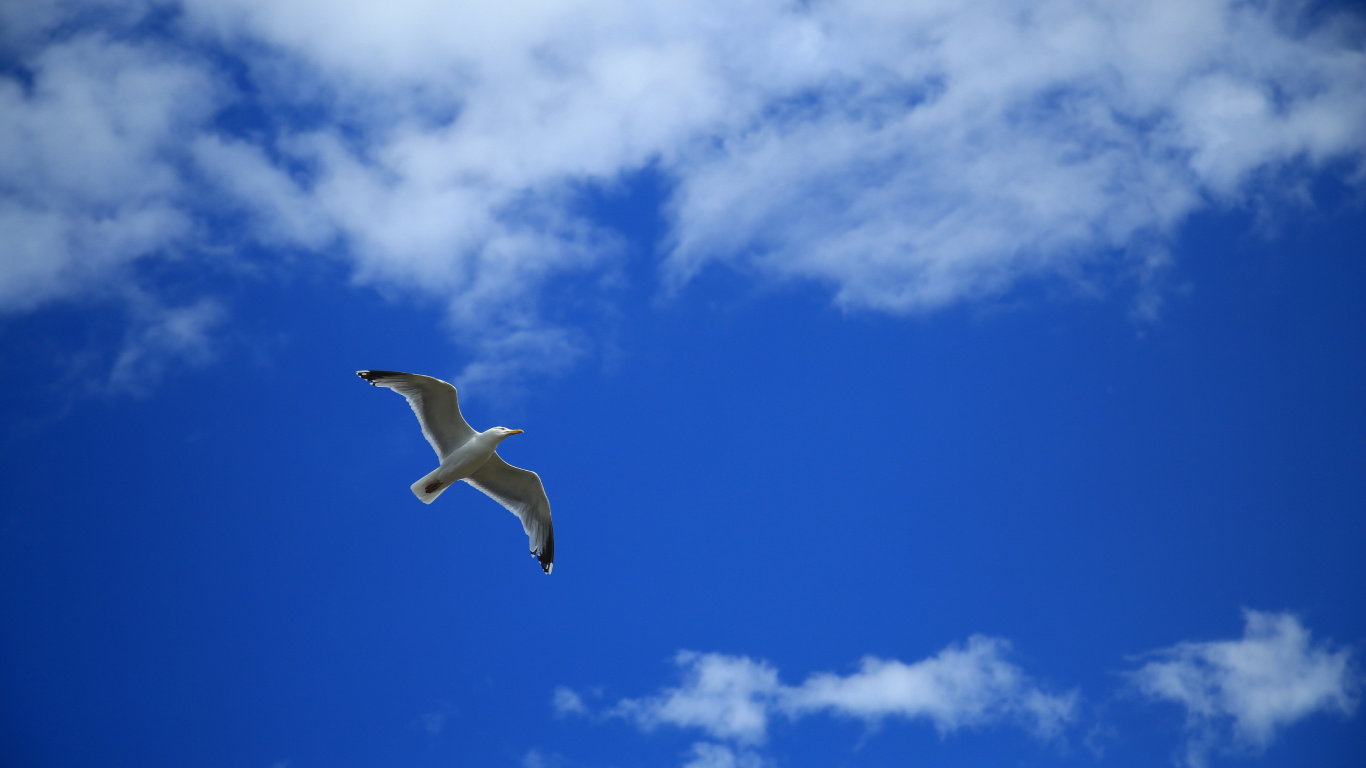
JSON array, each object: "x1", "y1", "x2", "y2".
[{"x1": 357, "y1": 370, "x2": 554, "y2": 574}]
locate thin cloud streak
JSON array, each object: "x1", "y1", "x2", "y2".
[
  {"x1": 559, "y1": 638, "x2": 1078, "y2": 747},
  {"x1": 785, "y1": 636, "x2": 1077, "y2": 738}
]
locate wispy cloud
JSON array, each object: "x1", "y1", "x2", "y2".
[
  {"x1": 558, "y1": 637, "x2": 1077, "y2": 762},
  {"x1": 521, "y1": 747, "x2": 572, "y2": 768},
  {"x1": 551, "y1": 686, "x2": 588, "y2": 717},
  {"x1": 1128, "y1": 610, "x2": 1360, "y2": 768},
  {"x1": 680, "y1": 741, "x2": 767, "y2": 768},
  {"x1": 3, "y1": 0, "x2": 1365, "y2": 383},
  {"x1": 106, "y1": 296, "x2": 226, "y2": 394}
]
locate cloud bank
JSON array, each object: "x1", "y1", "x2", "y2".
[
  {"x1": 1130, "y1": 609, "x2": 1360, "y2": 768},
  {"x1": 555, "y1": 613, "x2": 1360, "y2": 766},
  {"x1": 3, "y1": 0, "x2": 1365, "y2": 381}
]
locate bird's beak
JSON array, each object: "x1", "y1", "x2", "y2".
[{"x1": 509, "y1": 429, "x2": 524, "y2": 435}]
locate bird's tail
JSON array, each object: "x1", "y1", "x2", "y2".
[{"x1": 411, "y1": 467, "x2": 453, "y2": 504}]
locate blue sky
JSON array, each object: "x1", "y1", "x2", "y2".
[{"x1": 1, "y1": 1, "x2": 1364, "y2": 767}]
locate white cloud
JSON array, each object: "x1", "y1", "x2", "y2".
[
  {"x1": 0, "y1": 33, "x2": 216, "y2": 312},
  {"x1": 611, "y1": 651, "x2": 781, "y2": 744},
  {"x1": 660, "y1": 0, "x2": 1366, "y2": 312},
  {"x1": 785, "y1": 635, "x2": 1077, "y2": 739},
  {"x1": 551, "y1": 686, "x2": 587, "y2": 716},
  {"x1": 2, "y1": 0, "x2": 1364, "y2": 383},
  {"x1": 572, "y1": 639, "x2": 1076, "y2": 754},
  {"x1": 1129, "y1": 610, "x2": 1360, "y2": 768},
  {"x1": 681, "y1": 741, "x2": 767, "y2": 768}
]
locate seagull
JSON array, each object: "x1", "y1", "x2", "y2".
[{"x1": 357, "y1": 370, "x2": 554, "y2": 574}]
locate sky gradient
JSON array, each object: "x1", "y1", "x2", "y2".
[{"x1": 2, "y1": 1, "x2": 1364, "y2": 767}]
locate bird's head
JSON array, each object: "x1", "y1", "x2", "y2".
[{"x1": 489, "y1": 426, "x2": 524, "y2": 442}]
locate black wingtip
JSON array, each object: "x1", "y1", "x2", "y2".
[
  {"x1": 357, "y1": 370, "x2": 403, "y2": 385},
  {"x1": 536, "y1": 532, "x2": 555, "y2": 575}
]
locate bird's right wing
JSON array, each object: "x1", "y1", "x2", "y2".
[
  {"x1": 465, "y1": 454, "x2": 555, "y2": 574},
  {"x1": 357, "y1": 370, "x2": 476, "y2": 458}
]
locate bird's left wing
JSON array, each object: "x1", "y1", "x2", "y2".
[
  {"x1": 357, "y1": 370, "x2": 477, "y2": 458},
  {"x1": 464, "y1": 454, "x2": 555, "y2": 574}
]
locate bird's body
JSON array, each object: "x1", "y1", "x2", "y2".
[
  {"x1": 357, "y1": 370, "x2": 554, "y2": 574},
  {"x1": 417, "y1": 428, "x2": 514, "y2": 498}
]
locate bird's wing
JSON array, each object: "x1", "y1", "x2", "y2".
[
  {"x1": 357, "y1": 370, "x2": 477, "y2": 458},
  {"x1": 465, "y1": 454, "x2": 555, "y2": 574}
]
